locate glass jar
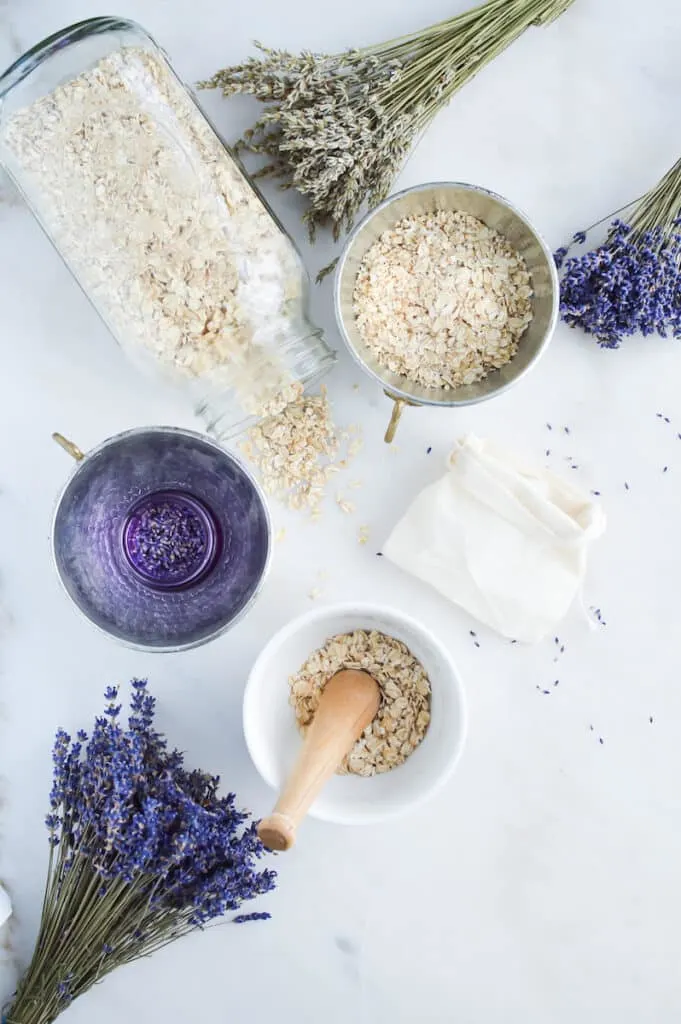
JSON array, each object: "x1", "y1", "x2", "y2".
[{"x1": 0, "y1": 17, "x2": 335, "y2": 438}]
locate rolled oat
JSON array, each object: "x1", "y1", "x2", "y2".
[
  {"x1": 240, "y1": 386, "x2": 362, "y2": 514},
  {"x1": 289, "y1": 629, "x2": 431, "y2": 776},
  {"x1": 353, "y1": 209, "x2": 533, "y2": 389},
  {"x1": 3, "y1": 47, "x2": 304, "y2": 418}
]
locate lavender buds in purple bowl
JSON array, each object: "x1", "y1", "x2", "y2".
[{"x1": 52, "y1": 427, "x2": 271, "y2": 651}]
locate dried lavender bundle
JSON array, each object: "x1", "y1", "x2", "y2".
[
  {"x1": 3, "y1": 682, "x2": 274, "y2": 1024},
  {"x1": 555, "y1": 158, "x2": 681, "y2": 347},
  {"x1": 201, "y1": 0, "x2": 575, "y2": 241}
]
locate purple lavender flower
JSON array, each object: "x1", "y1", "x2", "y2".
[
  {"x1": 555, "y1": 157, "x2": 681, "y2": 347},
  {"x1": 46, "y1": 679, "x2": 276, "y2": 923},
  {"x1": 554, "y1": 245, "x2": 569, "y2": 270},
  {"x1": 45, "y1": 680, "x2": 276, "y2": 922},
  {"x1": 7, "y1": 681, "x2": 276, "y2": 1024},
  {"x1": 556, "y1": 220, "x2": 681, "y2": 348}
]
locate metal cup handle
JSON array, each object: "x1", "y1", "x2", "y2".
[
  {"x1": 52, "y1": 432, "x2": 85, "y2": 462},
  {"x1": 383, "y1": 393, "x2": 418, "y2": 444}
]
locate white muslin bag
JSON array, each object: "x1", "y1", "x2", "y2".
[{"x1": 384, "y1": 435, "x2": 606, "y2": 643}]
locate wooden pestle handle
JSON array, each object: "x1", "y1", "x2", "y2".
[{"x1": 258, "y1": 669, "x2": 380, "y2": 852}]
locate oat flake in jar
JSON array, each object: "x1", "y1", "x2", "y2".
[{"x1": 0, "y1": 17, "x2": 335, "y2": 436}]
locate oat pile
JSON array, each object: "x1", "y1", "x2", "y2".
[
  {"x1": 289, "y1": 630, "x2": 431, "y2": 776},
  {"x1": 3, "y1": 47, "x2": 303, "y2": 418},
  {"x1": 241, "y1": 386, "x2": 361, "y2": 513},
  {"x1": 353, "y1": 210, "x2": 533, "y2": 389}
]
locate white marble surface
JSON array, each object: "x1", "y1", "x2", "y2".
[{"x1": 2, "y1": 1, "x2": 681, "y2": 1020}]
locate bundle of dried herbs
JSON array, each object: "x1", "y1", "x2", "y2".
[
  {"x1": 555, "y1": 158, "x2": 681, "y2": 347},
  {"x1": 201, "y1": 0, "x2": 576, "y2": 242},
  {"x1": 3, "y1": 682, "x2": 274, "y2": 1024}
]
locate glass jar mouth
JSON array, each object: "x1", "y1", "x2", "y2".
[{"x1": 0, "y1": 16, "x2": 143, "y2": 99}]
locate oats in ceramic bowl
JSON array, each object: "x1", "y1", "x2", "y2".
[
  {"x1": 289, "y1": 628, "x2": 432, "y2": 777},
  {"x1": 243, "y1": 603, "x2": 467, "y2": 825}
]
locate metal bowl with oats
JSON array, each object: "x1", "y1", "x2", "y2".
[{"x1": 334, "y1": 181, "x2": 559, "y2": 442}]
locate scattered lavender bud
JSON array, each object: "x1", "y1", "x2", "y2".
[
  {"x1": 599, "y1": 737, "x2": 604, "y2": 745},
  {"x1": 426, "y1": 446, "x2": 432, "y2": 454},
  {"x1": 591, "y1": 490, "x2": 601, "y2": 496},
  {"x1": 469, "y1": 630, "x2": 477, "y2": 637},
  {"x1": 233, "y1": 912, "x2": 272, "y2": 924},
  {"x1": 590, "y1": 606, "x2": 607, "y2": 628},
  {"x1": 546, "y1": 423, "x2": 552, "y2": 431},
  {"x1": 649, "y1": 716, "x2": 654, "y2": 724},
  {"x1": 564, "y1": 426, "x2": 571, "y2": 435},
  {"x1": 474, "y1": 641, "x2": 481, "y2": 648},
  {"x1": 624, "y1": 482, "x2": 630, "y2": 490},
  {"x1": 664, "y1": 417, "x2": 671, "y2": 424},
  {"x1": 545, "y1": 449, "x2": 551, "y2": 457},
  {"x1": 663, "y1": 466, "x2": 669, "y2": 473},
  {"x1": 376, "y1": 552, "x2": 383, "y2": 557}
]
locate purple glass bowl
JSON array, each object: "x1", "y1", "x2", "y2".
[{"x1": 52, "y1": 426, "x2": 271, "y2": 651}]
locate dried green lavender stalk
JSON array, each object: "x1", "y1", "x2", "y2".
[{"x1": 200, "y1": 0, "x2": 576, "y2": 241}]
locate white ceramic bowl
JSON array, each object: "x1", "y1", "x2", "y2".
[{"x1": 243, "y1": 603, "x2": 467, "y2": 825}]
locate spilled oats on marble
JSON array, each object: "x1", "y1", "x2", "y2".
[
  {"x1": 289, "y1": 629, "x2": 431, "y2": 776},
  {"x1": 241, "y1": 386, "x2": 362, "y2": 514},
  {"x1": 353, "y1": 209, "x2": 533, "y2": 389}
]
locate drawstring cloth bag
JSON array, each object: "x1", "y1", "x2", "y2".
[{"x1": 384, "y1": 435, "x2": 606, "y2": 643}]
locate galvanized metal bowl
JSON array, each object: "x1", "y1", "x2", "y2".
[
  {"x1": 51, "y1": 427, "x2": 271, "y2": 652},
  {"x1": 334, "y1": 182, "x2": 559, "y2": 441}
]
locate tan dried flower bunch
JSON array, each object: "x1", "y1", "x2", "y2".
[{"x1": 201, "y1": 0, "x2": 575, "y2": 242}]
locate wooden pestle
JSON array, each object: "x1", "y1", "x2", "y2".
[{"x1": 257, "y1": 669, "x2": 380, "y2": 852}]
